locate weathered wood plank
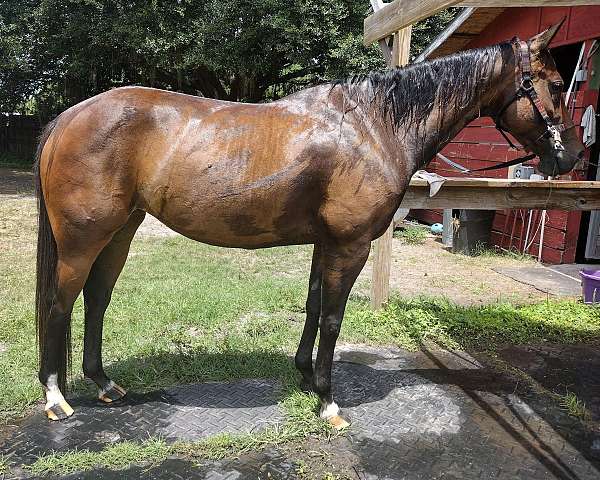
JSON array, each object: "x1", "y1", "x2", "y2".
[
  {"x1": 364, "y1": 0, "x2": 458, "y2": 45},
  {"x1": 371, "y1": 25, "x2": 412, "y2": 310},
  {"x1": 409, "y1": 178, "x2": 600, "y2": 188},
  {"x1": 364, "y1": 0, "x2": 600, "y2": 45},
  {"x1": 401, "y1": 179, "x2": 600, "y2": 210},
  {"x1": 458, "y1": 1, "x2": 600, "y2": 6},
  {"x1": 392, "y1": 26, "x2": 413, "y2": 66}
]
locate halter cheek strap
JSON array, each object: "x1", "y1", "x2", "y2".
[
  {"x1": 494, "y1": 39, "x2": 566, "y2": 152},
  {"x1": 442, "y1": 39, "x2": 569, "y2": 175}
]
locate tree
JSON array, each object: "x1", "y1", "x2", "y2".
[{"x1": 0, "y1": 0, "x2": 457, "y2": 119}]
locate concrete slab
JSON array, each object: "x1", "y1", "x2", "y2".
[
  {"x1": 493, "y1": 265, "x2": 582, "y2": 297},
  {"x1": 550, "y1": 263, "x2": 599, "y2": 281}
]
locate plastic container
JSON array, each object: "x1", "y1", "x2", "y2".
[{"x1": 579, "y1": 269, "x2": 600, "y2": 304}]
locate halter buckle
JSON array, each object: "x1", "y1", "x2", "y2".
[
  {"x1": 520, "y1": 77, "x2": 535, "y2": 93},
  {"x1": 550, "y1": 126, "x2": 565, "y2": 151}
]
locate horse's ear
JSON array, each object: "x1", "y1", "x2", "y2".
[{"x1": 530, "y1": 18, "x2": 566, "y2": 52}]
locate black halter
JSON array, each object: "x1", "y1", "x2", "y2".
[
  {"x1": 493, "y1": 39, "x2": 566, "y2": 153},
  {"x1": 438, "y1": 39, "x2": 571, "y2": 175}
]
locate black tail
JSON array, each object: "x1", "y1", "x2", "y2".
[{"x1": 34, "y1": 119, "x2": 70, "y2": 392}]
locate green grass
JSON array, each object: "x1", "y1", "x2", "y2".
[
  {"x1": 344, "y1": 296, "x2": 600, "y2": 351},
  {"x1": 27, "y1": 438, "x2": 171, "y2": 476},
  {"x1": 2, "y1": 233, "x2": 600, "y2": 419},
  {"x1": 0, "y1": 235, "x2": 311, "y2": 418},
  {"x1": 472, "y1": 243, "x2": 533, "y2": 261},
  {"x1": 0, "y1": 455, "x2": 8, "y2": 476},
  {"x1": 394, "y1": 225, "x2": 428, "y2": 245},
  {"x1": 560, "y1": 391, "x2": 591, "y2": 420},
  {"x1": 3, "y1": 213, "x2": 600, "y2": 475}
]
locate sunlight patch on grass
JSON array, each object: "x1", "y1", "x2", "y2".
[
  {"x1": 0, "y1": 455, "x2": 9, "y2": 476},
  {"x1": 560, "y1": 391, "x2": 591, "y2": 420},
  {"x1": 344, "y1": 297, "x2": 600, "y2": 351},
  {"x1": 394, "y1": 225, "x2": 428, "y2": 245}
]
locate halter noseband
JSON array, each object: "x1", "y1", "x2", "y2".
[{"x1": 493, "y1": 39, "x2": 566, "y2": 153}]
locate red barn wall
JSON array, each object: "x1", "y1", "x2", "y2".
[{"x1": 413, "y1": 6, "x2": 600, "y2": 264}]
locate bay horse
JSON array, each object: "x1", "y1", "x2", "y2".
[{"x1": 35, "y1": 22, "x2": 583, "y2": 427}]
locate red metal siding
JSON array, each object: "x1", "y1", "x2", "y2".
[{"x1": 414, "y1": 6, "x2": 600, "y2": 264}]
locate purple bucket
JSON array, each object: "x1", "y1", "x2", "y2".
[{"x1": 580, "y1": 270, "x2": 600, "y2": 304}]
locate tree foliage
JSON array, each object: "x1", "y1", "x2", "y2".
[{"x1": 0, "y1": 0, "x2": 457, "y2": 119}]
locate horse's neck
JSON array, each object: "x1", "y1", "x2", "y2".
[{"x1": 409, "y1": 52, "x2": 511, "y2": 172}]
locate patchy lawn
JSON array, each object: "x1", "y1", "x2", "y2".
[
  {"x1": 1, "y1": 183, "x2": 599, "y2": 420},
  {"x1": 2, "y1": 168, "x2": 600, "y2": 476}
]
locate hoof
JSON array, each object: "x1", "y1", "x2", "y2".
[
  {"x1": 320, "y1": 401, "x2": 350, "y2": 430},
  {"x1": 45, "y1": 400, "x2": 74, "y2": 421},
  {"x1": 327, "y1": 415, "x2": 350, "y2": 430},
  {"x1": 98, "y1": 382, "x2": 127, "y2": 404}
]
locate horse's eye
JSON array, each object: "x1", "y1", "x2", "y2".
[{"x1": 550, "y1": 82, "x2": 564, "y2": 104}]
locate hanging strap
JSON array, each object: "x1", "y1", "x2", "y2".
[{"x1": 437, "y1": 152, "x2": 537, "y2": 174}]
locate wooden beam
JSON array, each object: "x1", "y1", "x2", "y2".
[
  {"x1": 458, "y1": 0, "x2": 600, "y2": 6},
  {"x1": 370, "y1": 0, "x2": 393, "y2": 64},
  {"x1": 370, "y1": 26, "x2": 412, "y2": 310},
  {"x1": 364, "y1": 0, "x2": 600, "y2": 45},
  {"x1": 364, "y1": 0, "x2": 458, "y2": 46},
  {"x1": 400, "y1": 178, "x2": 600, "y2": 210},
  {"x1": 392, "y1": 26, "x2": 413, "y2": 66}
]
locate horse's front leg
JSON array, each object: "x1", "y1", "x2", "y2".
[{"x1": 313, "y1": 239, "x2": 370, "y2": 429}]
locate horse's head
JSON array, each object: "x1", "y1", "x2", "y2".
[{"x1": 492, "y1": 20, "x2": 584, "y2": 176}]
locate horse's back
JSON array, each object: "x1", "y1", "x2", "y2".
[{"x1": 42, "y1": 86, "x2": 345, "y2": 248}]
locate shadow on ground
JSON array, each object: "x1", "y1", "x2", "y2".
[
  {"x1": 3, "y1": 344, "x2": 600, "y2": 479},
  {"x1": 0, "y1": 167, "x2": 33, "y2": 196},
  {"x1": 498, "y1": 343, "x2": 600, "y2": 421}
]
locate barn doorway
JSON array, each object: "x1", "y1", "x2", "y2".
[
  {"x1": 576, "y1": 89, "x2": 600, "y2": 263},
  {"x1": 563, "y1": 41, "x2": 600, "y2": 262}
]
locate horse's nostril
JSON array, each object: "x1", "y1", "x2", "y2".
[{"x1": 578, "y1": 150, "x2": 585, "y2": 160}]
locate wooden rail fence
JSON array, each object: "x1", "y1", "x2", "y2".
[{"x1": 0, "y1": 115, "x2": 41, "y2": 162}]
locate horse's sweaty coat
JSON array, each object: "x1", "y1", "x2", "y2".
[{"x1": 35, "y1": 23, "x2": 583, "y2": 426}]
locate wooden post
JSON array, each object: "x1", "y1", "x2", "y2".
[
  {"x1": 442, "y1": 209, "x2": 454, "y2": 247},
  {"x1": 370, "y1": 25, "x2": 412, "y2": 309}
]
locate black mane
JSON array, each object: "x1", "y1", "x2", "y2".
[{"x1": 336, "y1": 42, "x2": 514, "y2": 132}]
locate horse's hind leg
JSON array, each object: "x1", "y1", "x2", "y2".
[
  {"x1": 295, "y1": 244, "x2": 323, "y2": 390},
  {"x1": 39, "y1": 251, "x2": 103, "y2": 420},
  {"x1": 313, "y1": 239, "x2": 370, "y2": 429},
  {"x1": 83, "y1": 211, "x2": 145, "y2": 403}
]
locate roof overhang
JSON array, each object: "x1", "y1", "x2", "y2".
[
  {"x1": 364, "y1": 0, "x2": 600, "y2": 46},
  {"x1": 414, "y1": 7, "x2": 505, "y2": 62}
]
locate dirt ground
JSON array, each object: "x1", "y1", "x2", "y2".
[{"x1": 1, "y1": 167, "x2": 548, "y2": 306}]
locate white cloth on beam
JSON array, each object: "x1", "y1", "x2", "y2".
[
  {"x1": 413, "y1": 170, "x2": 447, "y2": 197},
  {"x1": 582, "y1": 105, "x2": 596, "y2": 148}
]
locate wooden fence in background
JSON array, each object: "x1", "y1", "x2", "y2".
[{"x1": 0, "y1": 115, "x2": 41, "y2": 162}]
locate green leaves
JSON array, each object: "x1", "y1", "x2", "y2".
[{"x1": 0, "y1": 1, "x2": 457, "y2": 117}]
